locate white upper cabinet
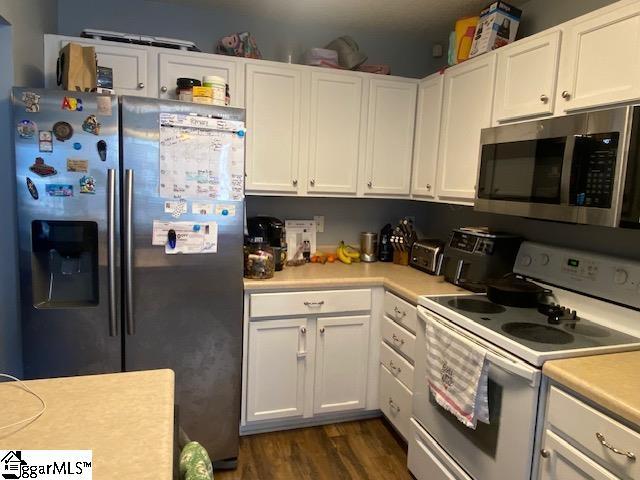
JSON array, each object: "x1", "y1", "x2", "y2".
[
  {"x1": 437, "y1": 54, "x2": 497, "y2": 203},
  {"x1": 363, "y1": 78, "x2": 417, "y2": 196},
  {"x1": 493, "y1": 30, "x2": 561, "y2": 123},
  {"x1": 157, "y1": 52, "x2": 244, "y2": 106},
  {"x1": 245, "y1": 63, "x2": 306, "y2": 194},
  {"x1": 557, "y1": 1, "x2": 640, "y2": 112},
  {"x1": 44, "y1": 35, "x2": 149, "y2": 96},
  {"x1": 307, "y1": 72, "x2": 365, "y2": 195},
  {"x1": 246, "y1": 318, "x2": 308, "y2": 422},
  {"x1": 314, "y1": 315, "x2": 370, "y2": 414},
  {"x1": 411, "y1": 73, "x2": 444, "y2": 199}
]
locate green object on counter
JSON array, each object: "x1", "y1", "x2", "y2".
[{"x1": 180, "y1": 441, "x2": 213, "y2": 480}]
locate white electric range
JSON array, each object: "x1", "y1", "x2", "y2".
[{"x1": 408, "y1": 242, "x2": 640, "y2": 480}]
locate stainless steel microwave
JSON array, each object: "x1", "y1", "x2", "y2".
[{"x1": 475, "y1": 107, "x2": 640, "y2": 228}]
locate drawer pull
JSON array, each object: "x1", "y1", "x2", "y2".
[
  {"x1": 300, "y1": 327, "x2": 306, "y2": 334},
  {"x1": 304, "y1": 301, "x2": 325, "y2": 307},
  {"x1": 389, "y1": 360, "x2": 401, "y2": 374},
  {"x1": 393, "y1": 306, "x2": 407, "y2": 318},
  {"x1": 388, "y1": 397, "x2": 400, "y2": 413},
  {"x1": 391, "y1": 334, "x2": 405, "y2": 346},
  {"x1": 540, "y1": 449, "x2": 550, "y2": 458},
  {"x1": 595, "y1": 432, "x2": 636, "y2": 461}
]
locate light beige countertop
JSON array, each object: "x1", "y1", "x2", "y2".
[
  {"x1": 244, "y1": 262, "x2": 467, "y2": 303},
  {"x1": 0, "y1": 369, "x2": 175, "y2": 479},
  {"x1": 543, "y1": 351, "x2": 640, "y2": 427}
]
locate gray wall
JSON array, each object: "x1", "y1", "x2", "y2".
[
  {"x1": 0, "y1": 17, "x2": 20, "y2": 375},
  {"x1": 56, "y1": 0, "x2": 434, "y2": 78},
  {"x1": 518, "y1": 0, "x2": 618, "y2": 36}
]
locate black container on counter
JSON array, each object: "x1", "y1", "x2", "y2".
[{"x1": 378, "y1": 223, "x2": 394, "y2": 262}]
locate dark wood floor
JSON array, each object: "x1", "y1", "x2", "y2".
[{"x1": 216, "y1": 418, "x2": 413, "y2": 480}]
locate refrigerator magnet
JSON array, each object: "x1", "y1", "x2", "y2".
[
  {"x1": 29, "y1": 157, "x2": 57, "y2": 177},
  {"x1": 96, "y1": 96, "x2": 112, "y2": 116},
  {"x1": 16, "y1": 119, "x2": 37, "y2": 138},
  {"x1": 52, "y1": 121, "x2": 74, "y2": 141},
  {"x1": 38, "y1": 131, "x2": 53, "y2": 152},
  {"x1": 215, "y1": 204, "x2": 236, "y2": 217},
  {"x1": 82, "y1": 115, "x2": 101, "y2": 135},
  {"x1": 73, "y1": 142, "x2": 82, "y2": 151},
  {"x1": 26, "y1": 177, "x2": 39, "y2": 200},
  {"x1": 97, "y1": 140, "x2": 107, "y2": 161},
  {"x1": 79, "y1": 176, "x2": 96, "y2": 194},
  {"x1": 67, "y1": 159, "x2": 88, "y2": 173},
  {"x1": 164, "y1": 200, "x2": 187, "y2": 218},
  {"x1": 22, "y1": 91, "x2": 40, "y2": 112},
  {"x1": 192, "y1": 202, "x2": 214, "y2": 215},
  {"x1": 61, "y1": 96, "x2": 83, "y2": 111},
  {"x1": 45, "y1": 184, "x2": 73, "y2": 197}
]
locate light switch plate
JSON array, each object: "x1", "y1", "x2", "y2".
[{"x1": 314, "y1": 215, "x2": 325, "y2": 233}]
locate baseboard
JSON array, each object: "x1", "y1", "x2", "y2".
[{"x1": 240, "y1": 409, "x2": 382, "y2": 436}]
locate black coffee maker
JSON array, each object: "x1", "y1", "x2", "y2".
[{"x1": 246, "y1": 216, "x2": 287, "y2": 271}]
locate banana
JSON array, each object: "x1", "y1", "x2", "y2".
[
  {"x1": 336, "y1": 242, "x2": 352, "y2": 264},
  {"x1": 345, "y1": 247, "x2": 361, "y2": 259}
]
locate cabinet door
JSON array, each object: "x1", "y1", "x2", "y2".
[
  {"x1": 157, "y1": 52, "x2": 243, "y2": 106},
  {"x1": 539, "y1": 430, "x2": 618, "y2": 480},
  {"x1": 411, "y1": 73, "x2": 444, "y2": 199},
  {"x1": 494, "y1": 30, "x2": 561, "y2": 123},
  {"x1": 437, "y1": 54, "x2": 497, "y2": 203},
  {"x1": 307, "y1": 72, "x2": 365, "y2": 195},
  {"x1": 44, "y1": 35, "x2": 148, "y2": 96},
  {"x1": 314, "y1": 315, "x2": 370, "y2": 414},
  {"x1": 364, "y1": 79, "x2": 417, "y2": 196},
  {"x1": 245, "y1": 64, "x2": 304, "y2": 194},
  {"x1": 247, "y1": 318, "x2": 308, "y2": 422},
  {"x1": 558, "y1": 2, "x2": 640, "y2": 112}
]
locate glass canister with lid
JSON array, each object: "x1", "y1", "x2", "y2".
[{"x1": 244, "y1": 242, "x2": 275, "y2": 279}]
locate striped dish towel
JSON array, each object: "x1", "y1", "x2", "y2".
[{"x1": 425, "y1": 314, "x2": 490, "y2": 429}]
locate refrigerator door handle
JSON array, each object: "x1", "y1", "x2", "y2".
[
  {"x1": 124, "y1": 169, "x2": 135, "y2": 335},
  {"x1": 107, "y1": 169, "x2": 118, "y2": 337}
]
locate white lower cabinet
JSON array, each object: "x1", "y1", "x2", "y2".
[
  {"x1": 246, "y1": 317, "x2": 308, "y2": 422},
  {"x1": 314, "y1": 315, "x2": 370, "y2": 414}
]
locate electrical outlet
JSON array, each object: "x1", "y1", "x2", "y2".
[{"x1": 314, "y1": 215, "x2": 325, "y2": 233}]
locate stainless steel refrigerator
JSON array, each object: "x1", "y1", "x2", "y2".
[{"x1": 13, "y1": 88, "x2": 245, "y2": 465}]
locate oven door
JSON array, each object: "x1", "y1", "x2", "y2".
[
  {"x1": 414, "y1": 307, "x2": 541, "y2": 480},
  {"x1": 474, "y1": 108, "x2": 631, "y2": 227}
]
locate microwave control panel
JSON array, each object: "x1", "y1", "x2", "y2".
[{"x1": 570, "y1": 132, "x2": 619, "y2": 208}]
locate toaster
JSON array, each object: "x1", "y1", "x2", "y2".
[{"x1": 410, "y1": 239, "x2": 444, "y2": 275}]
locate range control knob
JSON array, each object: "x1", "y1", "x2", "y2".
[
  {"x1": 520, "y1": 255, "x2": 533, "y2": 267},
  {"x1": 614, "y1": 269, "x2": 629, "y2": 285},
  {"x1": 538, "y1": 254, "x2": 550, "y2": 266}
]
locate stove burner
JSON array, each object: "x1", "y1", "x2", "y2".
[
  {"x1": 564, "y1": 323, "x2": 612, "y2": 338},
  {"x1": 538, "y1": 303, "x2": 578, "y2": 325},
  {"x1": 502, "y1": 322, "x2": 575, "y2": 345},
  {"x1": 448, "y1": 298, "x2": 506, "y2": 314}
]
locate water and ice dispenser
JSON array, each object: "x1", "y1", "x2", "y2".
[{"x1": 31, "y1": 220, "x2": 99, "y2": 307}]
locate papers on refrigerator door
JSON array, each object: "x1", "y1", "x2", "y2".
[
  {"x1": 152, "y1": 220, "x2": 218, "y2": 254},
  {"x1": 159, "y1": 113, "x2": 245, "y2": 202}
]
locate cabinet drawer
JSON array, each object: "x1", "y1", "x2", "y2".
[
  {"x1": 382, "y1": 316, "x2": 416, "y2": 361},
  {"x1": 250, "y1": 289, "x2": 371, "y2": 318},
  {"x1": 408, "y1": 419, "x2": 473, "y2": 480},
  {"x1": 384, "y1": 291, "x2": 417, "y2": 333},
  {"x1": 547, "y1": 386, "x2": 640, "y2": 479},
  {"x1": 380, "y1": 341, "x2": 414, "y2": 391},
  {"x1": 379, "y1": 364, "x2": 413, "y2": 440}
]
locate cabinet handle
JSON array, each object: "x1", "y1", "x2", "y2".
[
  {"x1": 540, "y1": 94, "x2": 549, "y2": 103},
  {"x1": 300, "y1": 326, "x2": 306, "y2": 334},
  {"x1": 389, "y1": 360, "x2": 401, "y2": 374},
  {"x1": 320, "y1": 327, "x2": 325, "y2": 334},
  {"x1": 393, "y1": 306, "x2": 407, "y2": 318},
  {"x1": 304, "y1": 301, "x2": 325, "y2": 307},
  {"x1": 367, "y1": 181, "x2": 373, "y2": 188},
  {"x1": 292, "y1": 179, "x2": 298, "y2": 186},
  {"x1": 391, "y1": 333, "x2": 405, "y2": 346},
  {"x1": 540, "y1": 449, "x2": 550, "y2": 459},
  {"x1": 388, "y1": 397, "x2": 400, "y2": 413},
  {"x1": 137, "y1": 82, "x2": 145, "y2": 89},
  {"x1": 561, "y1": 90, "x2": 571, "y2": 100},
  {"x1": 160, "y1": 86, "x2": 168, "y2": 93},
  {"x1": 426, "y1": 184, "x2": 432, "y2": 190},
  {"x1": 595, "y1": 432, "x2": 636, "y2": 461},
  {"x1": 310, "y1": 179, "x2": 315, "y2": 186}
]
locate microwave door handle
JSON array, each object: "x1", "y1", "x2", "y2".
[{"x1": 560, "y1": 135, "x2": 577, "y2": 205}]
